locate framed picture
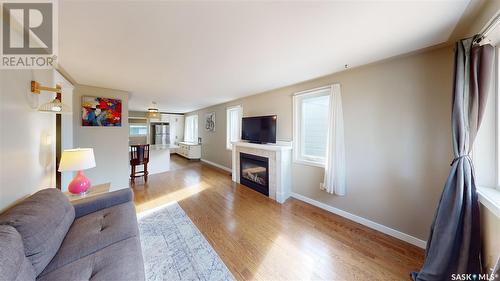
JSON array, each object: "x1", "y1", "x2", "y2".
[
  {"x1": 205, "y1": 112, "x2": 216, "y2": 132},
  {"x1": 82, "y1": 96, "x2": 122, "y2": 127}
]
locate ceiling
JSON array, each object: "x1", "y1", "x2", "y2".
[{"x1": 59, "y1": 0, "x2": 470, "y2": 113}]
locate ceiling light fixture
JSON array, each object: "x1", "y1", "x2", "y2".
[
  {"x1": 31, "y1": 81, "x2": 71, "y2": 114},
  {"x1": 146, "y1": 101, "x2": 160, "y2": 119}
]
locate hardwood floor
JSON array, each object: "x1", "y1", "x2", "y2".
[{"x1": 132, "y1": 155, "x2": 424, "y2": 281}]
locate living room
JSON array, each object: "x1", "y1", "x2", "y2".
[{"x1": 1, "y1": 1, "x2": 499, "y2": 281}]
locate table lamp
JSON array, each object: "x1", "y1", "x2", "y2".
[{"x1": 58, "y1": 148, "x2": 96, "y2": 194}]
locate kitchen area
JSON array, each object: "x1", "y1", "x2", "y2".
[{"x1": 129, "y1": 111, "x2": 200, "y2": 176}]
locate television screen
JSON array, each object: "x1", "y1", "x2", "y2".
[{"x1": 242, "y1": 115, "x2": 277, "y2": 144}]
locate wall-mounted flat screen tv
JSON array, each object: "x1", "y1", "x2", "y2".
[{"x1": 241, "y1": 115, "x2": 277, "y2": 144}]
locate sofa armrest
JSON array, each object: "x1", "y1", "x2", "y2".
[{"x1": 72, "y1": 188, "x2": 134, "y2": 218}]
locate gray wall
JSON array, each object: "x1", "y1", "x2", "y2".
[
  {"x1": 73, "y1": 85, "x2": 130, "y2": 190},
  {"x1": 188, "y1": 45, "x2": 454, "y2": 240}
]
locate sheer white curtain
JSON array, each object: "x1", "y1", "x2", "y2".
[
  {"x1": 321, "y1": 84, "x2": 346, "y2": 195},
  {"x1": 184, "y1": 115, "x2": 198, "y2": 143}
]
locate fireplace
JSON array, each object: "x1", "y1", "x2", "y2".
[{"x1": 239, "y1": 152, "x2": 269, "y2": 196}]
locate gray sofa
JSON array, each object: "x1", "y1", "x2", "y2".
[{"x1": 0, "y1": 188, "x2": 145, "y2": 281}]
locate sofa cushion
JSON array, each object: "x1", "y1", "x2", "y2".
[
  {"x1": 0, "y1": 225, "x2": 36, "y2": 281},
  {"x1": 42, "y1": 201, "x2": 139, "y2": 275},
  {"x1": 0, "y1": 188, "x2": 75, "y2": 275},
  {"x1": 36, "y1": 236, "x2": 145, "y2": 281},
  {"x1": 73, "y1": 188, "x2": 134, "y2": 218}
]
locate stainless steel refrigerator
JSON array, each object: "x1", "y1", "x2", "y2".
[{"x1": 153, "y1": 124, "x2": 170, "y2": 145}]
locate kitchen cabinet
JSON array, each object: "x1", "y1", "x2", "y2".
[
  {"x1": 177, "y1": 142, "x2": 201, "y2": 160},
  {"x1": 160, "y1": 114, "x2": 170, "y2": 123},
  {"x1": 142, "y1": 113, "x2": 184, "y2": 152}
]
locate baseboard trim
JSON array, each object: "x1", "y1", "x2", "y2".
[
  {"x1": 290, "y1": 192, "x2": 427, "y2": 249},
  {"x1": 201, "y1": 159, "x2": 232, "y2": 173}
]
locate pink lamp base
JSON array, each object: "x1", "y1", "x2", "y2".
[{"x1": 68, "y1": 170, "x2": 91, "y2": 195}]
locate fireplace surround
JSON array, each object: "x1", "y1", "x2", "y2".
[{"x1": 231, "y1": 141, "x2": 292, "y2": 203}]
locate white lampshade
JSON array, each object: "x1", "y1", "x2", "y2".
[{"x1": 58, "y1": 148, "x2": 96, "y2": 172}]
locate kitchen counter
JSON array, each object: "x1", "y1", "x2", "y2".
[
  {"x1": 129, "y1": 144, "x2": 176, "y2": 175},
  {"x1": 178, "y1": 141, "x2": 199, "y2": 146},
  {"x1": 150, "y1": 144, "x2": 179, "y2": 151},
  {"x1": 148, "y1": 146, "x2": 171, "y2": 175}
]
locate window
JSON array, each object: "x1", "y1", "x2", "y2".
[
  {"x1": 473, "y1": 45, "x2": 500, "y2": 192},
  {"x1": 129, "y1": 125, "x2": 148, "y2": 136},
  {"x1": 472, "y1": 33, "x2": 500, "y2": 216},
  {"x1": 293, "y1": 86, "x2": 332, "y2": 167},
  {"x1": 184, "y1": 115, "x2": 198, "y2": 143},
  {"x1": 226, "y1": 105, "x2": 242, "y2": 150}
]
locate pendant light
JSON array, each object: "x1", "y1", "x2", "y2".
[
  {"x1": 146, "y1": 101, "x2": 160, "y2": 119},
  {"x1": 38, "y1": 97, "x2": 70, "y2": 113}
]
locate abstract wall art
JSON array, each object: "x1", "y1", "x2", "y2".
[
  {"x1": 205, "y1": 112, "x2": 216, "y2": 132},
  {"x1": 82, "y1": 96, "x2": 122, "y2": 127}
]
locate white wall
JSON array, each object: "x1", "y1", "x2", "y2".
[
  {"x1": 73, "y1": 85, "x2": 130, "y2": 190},
  {"x1": 0, "y1": 75, "x2": 128, "y2": 209},
  {"x1": 0, "y1": 70, "x2": 57, "y2": 210},
  {"x1": 55, "y1": 72, "x2": 75, "y2": 190}
]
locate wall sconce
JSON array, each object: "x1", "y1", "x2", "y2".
[{"x1": 31, "y1": 81, "x2": 70, "y2": 114}]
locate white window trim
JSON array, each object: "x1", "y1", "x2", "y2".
[
  {"x1": 226, "y1": 105, "x2": 242, "y2": 150},
  {"x1": 293, "y1": 85, "x2": 334, "y2": 168},
  {"x1": 496, "y1": 46, "x2": 500, "y2": 191},
  {"x1": 477, "y1": 186, "x2": 500, "y2": 218}
]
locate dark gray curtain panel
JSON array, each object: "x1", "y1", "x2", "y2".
[{"x1": 412, "y1": 37, "x2": 494, "y2": 281}]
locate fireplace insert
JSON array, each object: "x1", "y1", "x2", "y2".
[{"x1": 239, "y1": 152, "x2": 269, "y2": 196}]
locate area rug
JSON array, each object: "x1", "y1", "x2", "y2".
[{"x1": 138, "y1": 202, "x2": 235, "y2": 281}]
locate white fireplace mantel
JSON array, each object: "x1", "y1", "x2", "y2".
[{"x1": 231, "y1": 141, "x2": 292, "y2": 203}]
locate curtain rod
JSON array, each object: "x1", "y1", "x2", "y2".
[{"x1": 479, "y1": 11, "x2": 500, "y2": 39}]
